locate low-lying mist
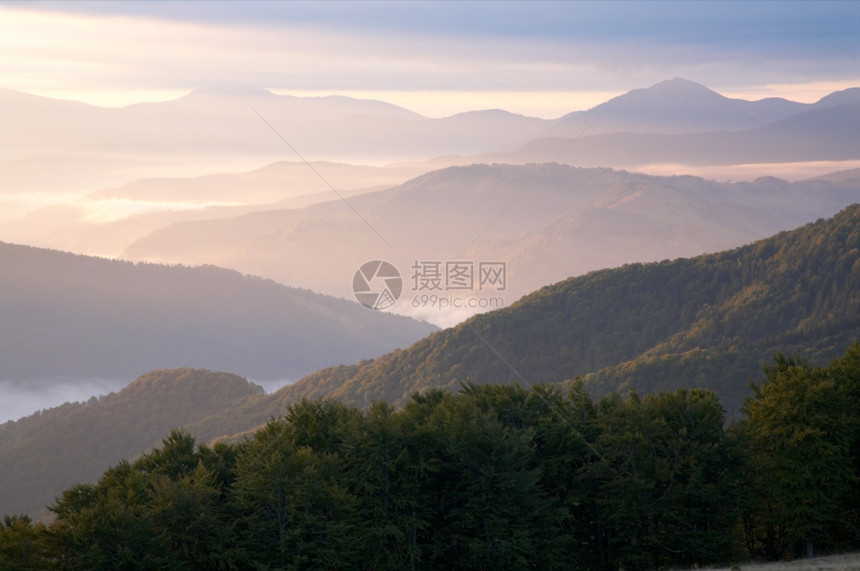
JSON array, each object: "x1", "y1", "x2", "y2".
[
  {"x1": 0, "y1": 378, "x2": 129, "y2": 423},
  {"x1": 246, "y1": 378, "x2": 297, "y2": 395},
  {"x1": 0, "y1": 376, "x2": 300, "y2": 424}
]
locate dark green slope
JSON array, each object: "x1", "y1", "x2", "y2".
[
  {"x1": 0, "y1": 368, "x2": 268, "y2": 519},
  {"x1": 271, "y1": 204, "x2": 860, "y2": 415}
]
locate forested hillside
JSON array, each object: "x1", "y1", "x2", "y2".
[
  {"x1": 4, "y1": 206, "x2": 857, "y2": 520},
  {"x1": 0, "y1": 369, "x2": 269, "y2": 519},
  {"x1": 3, "y1": 344, "x2": 859, "y2": 569},
  {"x1": 268, "y1": 204, "x2": 860, "y2": 416}
]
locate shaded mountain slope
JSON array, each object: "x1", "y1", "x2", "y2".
[{"x1": 0, "y1": 242, "x2": 436, "y2": 381}]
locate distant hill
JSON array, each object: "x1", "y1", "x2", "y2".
[
  {"x1": 550, "y1": 79, "x2": 860, "y2": 139},
  {"x1": 0, "y1": 368, "x2": 268, "y2": 519},
  {"x1": 0, "y1": 86, "x2": 548, "y2": 199},
  {"x1": 500, "y1": 102, "x2": 860, "y2": 168},
  {"x1": 551, "y1": 77, "x2": 808, "y2": 136},
  {"x1": 0, "y1": 242, "x2": 436, "y2": 381},
  {"x1": 5, "y1": 79, "x2": 859, "y2": 263},
  {"x1": 166, "y1": 87, "x2": 425, "y2": 121},
  {"x1": 4, "y1": 79, "x2": 858, "y2": 202},
  {"x1": 812, "y1": 87, "x2": 860, "y2": 108},
  {"x1": 122, "y1": 164, "x2": 860, "y2": 324},
  {"x1": 7, "y1": 160, "x2": 427, "y2": 258}
]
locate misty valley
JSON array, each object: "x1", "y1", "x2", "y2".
[
  {"x1": 0, "y1": 378, "x2": 128, "y2": 424},
  {"x1": 2, "y1": 76, "x2": 860, "y2": 569}
]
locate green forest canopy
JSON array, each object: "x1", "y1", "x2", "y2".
[{"x1": 2, "y1": 343, "x2": 859, "y2": 570}]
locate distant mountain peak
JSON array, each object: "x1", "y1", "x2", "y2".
[
  {"x1": 165, "y1": 87, "x2": 423, "y2": 120},
  {"x1": 650, "y1": 77, "x2": 715, "y2": 92},
  {"x1": 606, "y1": 77, "x2": 727, "y2": 106},
  {"x1": 814, "y1": 87, "x2": 860, "y2": 108},
  {"x1": 553, "y1": 77, "x2": 808, "y2": 134},
  {"x1": 442, "y1": 108, "x2": 539, "y2": 121},
  {"x1": 176, "y1": 87, "x2": 279, "y2": 101}
]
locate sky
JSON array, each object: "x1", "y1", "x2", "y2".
[{"x1": 1, "y1": 1, "x2": 859, "y2": 118}]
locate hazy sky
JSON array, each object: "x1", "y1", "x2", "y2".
[{"x1": 1, "y1": 1, "x2": 858, "y2": 117}]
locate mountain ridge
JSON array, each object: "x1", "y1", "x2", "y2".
[
  {"x1": 552, "y1": 78, "x2": 809, "y2": 136},
  {"x1": 121, "y1": 164, "x2": 860, "y2": 326},
  {"x1": 503, "y1": 101, "x2": 860, "y2": 168},
  {"x1": 262, "y1": 203, "x2": 860, "y2": 415},
  {"x1": 0, "y1": 368, "x2": 268, "y2": 519},
  {"x1": 4, "y1": 78, "x2": 858, "y2": 234},
  {"x1": 0, "y1": 241, "x2": 436, "y2": 382}
]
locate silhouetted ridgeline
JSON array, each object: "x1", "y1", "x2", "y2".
[{"x1": 0, "y1": 243, "x2": 436, "y2": 380}]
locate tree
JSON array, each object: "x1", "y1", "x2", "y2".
[
  {"x1": 49, "y1": 462, "x2": 175, "y2": 570},
  {"x1": 530, "y1": 381, "x2": 604, "y2": 569},
  {"x1": 280, "y1": 399, "x2": 360, "y2": 455},
  {"x1": 343, "y1": 401, "x2": 428, "y2": 569},
  {"x1": 587, "y1": 389, "x2": 741, "y2": 570},
  {"x1": 741, "y1": 352, "x2": 860, "y2": 559},
  {"x1": 231, "y1": 418, "x2": 360, "y2": 569},
  {"x1": 147, "y1": 463, "x2": 235, "y2": 570},
  {"x1": 46, "y1": 431, "x2": 238, "y2": 570},
  {"x1": 646, "y1": 389, "x2": 742, "y2": 566},
  {"x1": 419, "y1": 390, "x2": 561, "y2": 570},
  {"x1": 0, "y1": 514, "x2": 52, "y2": 571}
]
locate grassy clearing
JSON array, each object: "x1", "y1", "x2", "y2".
[{"x1": 693, "y1": 553, "x2": 860, "y2": 571}]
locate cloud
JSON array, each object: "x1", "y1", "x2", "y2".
[
  {"x1": 0, "y1": 1, "x2": 857, "y2": 114},
  {"x1": 18, "y1": 1, "x2": 858, "y2": 46}
]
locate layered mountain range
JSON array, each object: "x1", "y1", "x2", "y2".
[
  {"x1": 120, "y1": 165, "x2": 860, "y2": 325},
  {"x1": 3, "y1": 78, "x2": 859, "y2": 239},
  {"x1": 3, "y1": 66, "x2": 860, "y2": 554},
  {"x1": 3, "y1": 204, "x2": 858, "y2": 519},
  {"x1": 3, "y1": 80, "x2": 858, "y2": 327}
]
